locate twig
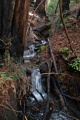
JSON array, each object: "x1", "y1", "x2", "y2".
[
  {"x1": 6, "y1": 102, "x2": 17, "y2": 116},
  {"x1": 0, "y1": 104, "x2": 22, "y2": 113},
  {"x1": 23, "y1": 115, "x2": 28, "y2": 120},
  {"x1": 48, "y1": 38, "x2": 58, "y2": 73},
  {"x1": 28, "y1": 71, "x2": 72, "y2": 78},
  {"x1": 62, "y1": 93, "x2": 80, "y2": 102}
]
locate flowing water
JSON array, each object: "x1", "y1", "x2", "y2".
[
  {"x1": 30, "y1": 68, "x2": 47, "y2": 102},
  {"x1": 25, "y1": 67, "x2": 74, "y2": 120},
  {"x1": 29, "y1": 68, "x2": 47, "y2": 102},
  {"x1": 49, "y1": 111, "x2": 74, "y2": 120}
]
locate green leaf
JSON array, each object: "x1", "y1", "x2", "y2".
[{"x1": 5, "y1": 77, "x2": 13, "y2": 81}]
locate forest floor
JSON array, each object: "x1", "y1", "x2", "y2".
[
  {"x1": 50, "y1": 18, "x2": 80, "y2": 101},
  {"x1": 51, "y1": 19, "x2": 80, "y2": 57},
  {"x1": 28, "y1": 4, "x2": 80, "y2": 119}
]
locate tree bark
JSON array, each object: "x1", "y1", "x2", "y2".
[
  {"x1": 0, "y1": 0, "x2": 15, "y2": 37},
  {"x1": 0, "y1": 0, "x2": 29, "y2": 48},
  {"x1": 13, "y1": 0, "x2": 29, "y2": 47},
  {"x1": 0, "y1": 0, "x2": 1, "y2": 35}
]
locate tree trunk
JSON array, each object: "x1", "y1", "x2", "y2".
[
  {"x1": 12, "y1": 0, "x2": 29, "y2": 47},
  {"x1": 0, "y1": 0, "x2": 29, "y2": 48},
  {"x1": 0, "y1": 0, "x2": 15, "y2": 37}
]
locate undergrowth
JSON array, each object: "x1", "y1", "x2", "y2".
[{"x1": 59, "y1": 47, "x2": 80, "y2": 72}]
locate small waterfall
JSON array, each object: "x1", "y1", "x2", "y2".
[
  {"x1": 23, "y1": 44, "x2": 36, "y2": 62},
  {"x1": 30, "y1": 68, "x2": 47, "y2": 102},
  {"x1": 31, "y1": 69, "x2": 42, "y2": 93}
]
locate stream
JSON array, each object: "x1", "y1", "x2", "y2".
[{"x1": 19, "y1": 37, "x2": 77, "y2": 120}]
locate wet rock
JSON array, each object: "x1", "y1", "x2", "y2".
[
  {"x1": 23, "y1": 49, "x2": 36, "y2": 60},
  {"x1": 49, "y1": 111, "x2": 74, "y2": 120}
]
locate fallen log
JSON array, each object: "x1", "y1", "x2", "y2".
[{"x1": 33, "y1": 22, "x2": 52, "y2": 38}]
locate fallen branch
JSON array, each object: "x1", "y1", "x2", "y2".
[
  {"x1": 42, "y1": 61, "x2": 51, "y2": 120},
  {"x1": 62, "y1": 93, "x2": 80, "y2": 102},
  {"x1": 48, "y1": 38, "x2": 67, "y2": 110},
  {"x1": 59, "y1": 0, "x2": 77, "y2": 57}
]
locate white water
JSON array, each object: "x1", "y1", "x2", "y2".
[
  {"x1": 31, "y1": 68, "x2": 47, "y2": 101},
  {"x1": 23, "y1": 45, "x2": 36, "y2": 60}
]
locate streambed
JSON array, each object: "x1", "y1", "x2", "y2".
[{"x1": 18, "y1": 38, "x2": 77, "y2": 120}]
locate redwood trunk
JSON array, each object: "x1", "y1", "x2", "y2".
[
  {"x1": 0, "y1": 0, "x2": 29, "y2": 48},
  {"x1": 13, "y1": 0, "x2": 29, "y2": 47}
]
